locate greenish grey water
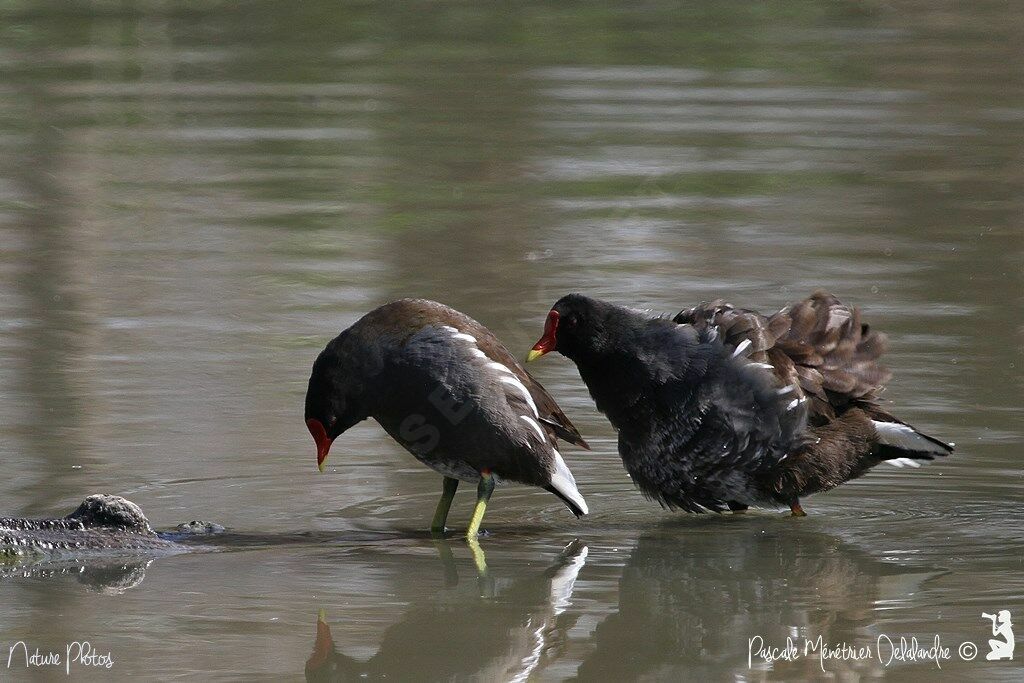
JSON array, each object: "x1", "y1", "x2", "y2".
[{"x1": 0, "y1": 1, "x2": 1021, "y2": 680}]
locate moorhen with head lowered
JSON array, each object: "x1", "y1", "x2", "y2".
[
  {"x1": 305, "y1": 299, "x2": 589, "y2": 538},
  {"x1": 527, "y1": 290, "x2": 953, "y2": 515}
]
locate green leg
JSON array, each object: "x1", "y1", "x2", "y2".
[
  {"x1": 430, "y1": 477, "x2": 459, "y2": 534},
  {"x1": 465, "y1": 471, "x2": 495, "y2": 539},
  {"x1": 431, "y1": 537, "x2": 460, "y2": 586}
]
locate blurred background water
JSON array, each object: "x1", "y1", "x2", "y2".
[{"x1": 0, "y1": 1, "x2": 1021, "y2": 680}]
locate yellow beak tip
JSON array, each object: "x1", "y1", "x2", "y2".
[
  {"x1": 317, "y1": 460, "x2": 327, "y2": 473},
  {"x1": 525, "y1": 349, "x2": 545, "y2": 363}
]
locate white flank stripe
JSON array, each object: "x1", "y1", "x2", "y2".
[
  {"x1": 451, "y1": 332, "x2": 476, "y2": 343},
  {"x1": 468, "y1": 348, "x2": 486, "y2": 358},
  {"x1": 486, "y1": 361, "x2": 515, "y2": 375},
  {"x1": 776, "y1": 385, "x2": 795, "y2": 395},
  {"x1": 501, "y1": 375, "x2": 539, "y2": 417},
  {"x1": 749, "y1": 362, "x2": 774, "y2": 370},
  {"x1": 732, "y1": 339, "x2": 752, "y2": 358},
  {"x1": 520, "y1": 415, "x2": 546, "y2": 442}
]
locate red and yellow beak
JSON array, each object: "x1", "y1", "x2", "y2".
[
  {"x1": 526, "y1": 310, "x2": 559, "y2": 362},
  {"x1": 306, "y1": 418, "x2": 333, "y2": 473}
]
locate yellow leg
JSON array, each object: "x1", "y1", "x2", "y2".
[
  {"x1": 430, "y1": 477, "x2": 459, "y2": 534},
  {"x1": 467, "y1": 536, "x2": 488, "y2": 575},
  {"x1": 465, "y1": 471, "x2": 495, "y2": 539}
]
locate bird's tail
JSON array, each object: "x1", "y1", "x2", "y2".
[
  {"x1": 546, "y1": 450, "x2": 588, "y2": 517},
  {"x1": 872, "y1": 419, "x2": 954, "y2": 468}
]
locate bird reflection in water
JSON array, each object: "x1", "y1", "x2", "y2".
[
  {"x1": 574, "y1": 527, "x2": 943, "y2": 681},
  {"x1": 305, "y1": 539, "x2": 588, "y2": 682}
]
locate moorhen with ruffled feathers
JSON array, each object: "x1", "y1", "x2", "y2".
[
  {"x1": 527, "y1": 290, "x2": 953, "y2": 515},
  {"x1": 305, "y1": 299, "x2": 589, "y2": 538}
]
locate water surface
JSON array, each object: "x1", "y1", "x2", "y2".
[{"x1": 0, "y1": 1, "x2": 1021, "y2": 680}]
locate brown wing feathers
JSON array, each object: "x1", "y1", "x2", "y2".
[
  {"x1": 674, "y1": 300, "x2": 784, "y2": 359},
  {"x1": 773, "y1": 291, "x2": 891, "y2": 420},
  {"x1": 676, "y1": 290, "x2": 892, "y2": 425}
]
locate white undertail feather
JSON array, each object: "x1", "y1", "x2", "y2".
[
  {"x1": 872, "y1": 420, "x2": 950, "y2": 458},
  {"x1": 885, "y1": 458, "x2": 922, "y2": 468},
  {"x1": 549, "y1": 449, "x2": 588, "y2": 516}
]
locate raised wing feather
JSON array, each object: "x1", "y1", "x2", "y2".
[{"x1": 675, "y1": 290, "x2": 891, "y2": 426}]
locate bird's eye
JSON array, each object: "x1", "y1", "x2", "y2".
[{"x1": 565, "y1": 314, "x2": 580, "y2": 329}]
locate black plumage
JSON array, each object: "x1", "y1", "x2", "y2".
[
  {"x1": 528, "y1": 291, "x2": 953, "y2": 514},
  {"x1": 305, "y1": 299, "x2": 589, "y2": 535}
]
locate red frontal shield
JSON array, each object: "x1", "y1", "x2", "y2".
[{"x1": 527, "y1": 310, "x2": 560, "y2": 362}]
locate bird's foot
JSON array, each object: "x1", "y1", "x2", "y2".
[{"x1": 789, "y1": 500, "x2": 807, "y2": 517}]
